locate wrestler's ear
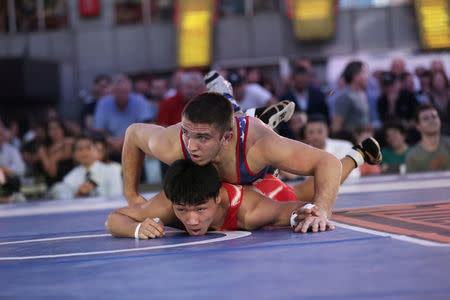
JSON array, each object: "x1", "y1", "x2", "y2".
[
  {"x1": 222, "y1": 130, "x2": 233, "y2": 145},
  {"x1": 214, "y1": 194, "x2": 222, "y2": 204}
]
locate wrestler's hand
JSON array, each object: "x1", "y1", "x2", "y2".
[
  {"x1": 294, "y1": 204, "x2": 321, "y2": 219},
  {"x1": 294, "y1": 210, "x2": 334, "y2": 233},
  {"x1": 137, "y1": 217, "x2": 165, "y2": 239}
]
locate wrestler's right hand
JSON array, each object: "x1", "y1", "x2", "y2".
[
  {"x1": 294, "y1": 204, "x2": 321, "y2": 221},
  {"x1": 136, "y1": 217, "x2": 165, "y2": 239}
]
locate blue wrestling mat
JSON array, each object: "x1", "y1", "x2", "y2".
[{"x1": 1, "y1": 172, "x2": 450, "y2": 299}]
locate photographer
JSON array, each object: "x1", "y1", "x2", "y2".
[{"x1": 50, "y1": 135, "x2": 122, "y2": 199}]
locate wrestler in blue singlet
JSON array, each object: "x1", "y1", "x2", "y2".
[{"x1": 180, "y1": 116, "x2": 269, "y2": 185}]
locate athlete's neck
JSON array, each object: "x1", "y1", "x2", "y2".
[{"x1": 209, "y1": 187, "x2": 230, "y2": 230}]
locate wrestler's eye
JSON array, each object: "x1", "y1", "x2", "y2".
[
  {"x1": 198, "y1": 136, "x2": 210, "y2": 142},
  {"x1": 197, "y1": 208, "x2": 206, "y2": 212},
  {"x1": 175, "y1": 208, "x2": 185, "y2": 213}
]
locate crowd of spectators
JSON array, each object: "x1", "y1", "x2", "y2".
[{"x1": 0, "y1": 56, "x2": 448, "y2": 204}]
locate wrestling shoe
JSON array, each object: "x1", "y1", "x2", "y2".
[
  {"x1": 204, "y1": 71, "x2": 234, "y2": 97},
  {"x1": 254, "y1": 100, "x2": 295, "y2": 129},
  {"x1": 346, "y1": 137, "x2": 382, "y2": 167}
]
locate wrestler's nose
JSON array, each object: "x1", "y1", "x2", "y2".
[
  {"x1": 187, "y1": 138, "x2": 198, "y2": 151},
  {"x1": 186, "y1": 212, "x2": 200, "y2": 226}
]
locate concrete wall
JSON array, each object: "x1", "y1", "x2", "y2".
[{"x1": 0, "y1": 3, "x2": 421, "y2": 119}]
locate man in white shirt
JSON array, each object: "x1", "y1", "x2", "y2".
[
  {"x1": 227, "y1": 72, "x2": 276, "y2": 111},
  {"x1": 304, "y1": 114, "x2": 361, "y2": 179},
  {"x1": 0, "y1": 126, "x2": 26, "y2": 203},
  {"x1": 52, "y1": 135, "x2": 123, "y2": 199}
]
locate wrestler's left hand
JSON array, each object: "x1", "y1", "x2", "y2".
[
  {"x1": 294, "y1": 211, "x2": 335, "y2": 233},
  {"x1": 138, "y1": 217, "x2": 166, "y2": 239}
]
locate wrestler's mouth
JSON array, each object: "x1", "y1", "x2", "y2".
[
  {"x1": 189, "y1": 228, "x2": 203, "y2": 235},
  {"x1": 191, "y1": 154, "x2": 201, "y2": 161}
]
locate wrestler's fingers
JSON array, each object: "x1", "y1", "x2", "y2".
[
  {"x1": 300, "y1": 217, "x2": 314, "y2": 233},
  {"x1": 149, "y1": 218, "x2": 165, "y2": 236},
  {"x1": 141, "y1": 228, "x2": 156, "y2": 239},
  {"x1": 327, "y1": 221, "x2": 335, "y2": 231},
  {"x1": 141, "y1": 222, "x2": 164, "y2": 238},
  {"x1": 312, "y1": 218, "x2": 320, "y2": 233}
]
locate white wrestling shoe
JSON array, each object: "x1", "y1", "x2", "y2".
[
  {"x1": 204, "y1": 71, "x2": 234, "y2": 97},
  {"x1": 255, "y1": 100, "x2": 295, "y2": 129}
]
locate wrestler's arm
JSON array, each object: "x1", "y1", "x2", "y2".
[
  {"x1": 105, "y1": 191, "x2": 178, "y2": 239},
  {"x1": 238, "y1": 189, "x2": 334, "y2": 233},
  {"x1": 251, "y1": 121, "x2": 342, "y2": 217},
  {"x1": 122, "y1": 123, "x2": 181, "y2": 205}
]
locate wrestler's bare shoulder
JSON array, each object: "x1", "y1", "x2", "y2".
[
  {"x1": 245, "y1": 117, "x2": 280, "y2": 146},
  {"x1": 147, "y1": 123, "x2": 184, "y2": 163}
]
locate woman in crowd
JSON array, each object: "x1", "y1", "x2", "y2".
[
  {"x1": 429, "y1": 70, "x2": 450, "y2": 135},
  {"x1": 37, "y1": 119, "x2": 75, "y2": 187}
]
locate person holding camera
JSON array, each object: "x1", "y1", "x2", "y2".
[{"x1": 50, "y1": 135, "x2": 122, "y2": 200}]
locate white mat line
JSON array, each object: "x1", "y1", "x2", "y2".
[
  {"x1": 332, "y1": 221, "x2": 449, "y2": 247},
  {"x1": 339, "y1": 178, "x2": 450, "y2": 194},
  {"x1": 0, "y1": 231, "x2": 251, "y2": 261},
  {"x1": 0, "y1": 234, "x2": 110, "y2": 246}
]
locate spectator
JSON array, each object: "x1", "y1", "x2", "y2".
[
  {"x1": 227, "y1": 72, "x2": 276, "y2": 112},
  {"x1": 390, "y1": 57, "x2": 406, "y2": 76},
  {"x1": 416, "y1": 70, "x2": 432, "y2": 105},
  {"x1": 92, "y1": 74, "x2": 151, "y2": 158},
  {"x1": 278, "y1": 66, "x2": 329, "y2": 138},
  {"x1": 406, "y1": 104, "x2": 450, "y2": 173},
  {"x1": 326, "y1": 75, "x2": 346, "y2": 118},
  {"x1": 156, "y1": 72, "x2": 204, "y2": 126},
  {"x1": 37, "y1": 119, "x2": 74, "y2": 187},
  {"x1": 147, "y1": 77, "x2": 168, "y2": 123},
  {"x1": 278, "y1": 111, "x2": 307, "y2": 141},
  {"x1": 377, "y1": 72, "x2": 418, "y2": 125},
  {"x1": 81, "y1": 74, "x2": 112, "y2": 130},
  {"x1": 93, "y1": 136, "x2": 122, "y2": 176},
  {"x1": 366, "y1": 72, "x2": 382, "y2": 128},
  {"x1": 281, "y1": 66, "x2": 329, "y2": 123},
  {"x1": 430, "y1": 59, "x2": 446, "y2": 75},
  {"x1": 331, "y1": 61, "x2": 371, "y2": 135},
  {"x1": 51, "y1": 135, "x2": 122, "y2": 199},
  {"x1": 380, "y1": 122, "x2": 411, "y2": 174},
  {"x1": 304, "y1": 114, "x2": 360, "y2": 179},
  {"x1": 247, "y1": 67, "x2": 263, "y2": 85},
  {"x1": 429, "y1": 70, "x2": 450, "y2": 135},
  {"x1": 3, "y1": 120, "x2": 22, "y2": 149},
  {"x1": 134, "y1": 75, "x2": 151, "y2": 99},
  {"x1": 21, "y1": 120, "x2": 47, "y2": 179},
  {"x1": 0, "y1": 126, "x2": 26, "y2": 203},
  {"x1": 400, "y1": 72, "x2": 416, "y2": 94},
  {"x1": 165, "y1": 69, "x2": 185, "y2": 99}
]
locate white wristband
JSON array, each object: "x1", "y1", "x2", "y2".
[
  {"x1": 290, "y1": 204, "x2": 317, "y2": 229},
  {"x1": 303, "y1": 203, "x2": 316, "y2": 210},
  {"x1": 290, "y1": 211, "x2": 299, "y2": 229},
  {"x1": 346, "y1": 149, "x2": 364, "y2": 167},
  {"x1": 134, "y1": 223, "x2": 142, "y2": 239}
]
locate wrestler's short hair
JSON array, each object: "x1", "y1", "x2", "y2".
[
  {"x1": 182, "y1": 92, "x2": 234, "y2": 135},
  {"x1": 163, "y1": 159, "x2": 221, "y2": 206}
]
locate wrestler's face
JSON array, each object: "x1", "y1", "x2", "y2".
[
  {"x1": 181, "y1": 118, "x2": 230, "y2": 165},
  {"x1": 173, "y1": 198, "x2": 219, "y2": 236}
]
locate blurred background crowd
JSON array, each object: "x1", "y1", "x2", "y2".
[{"x1": 0, "y1": 0, "x2": 449, "y2": 203}]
